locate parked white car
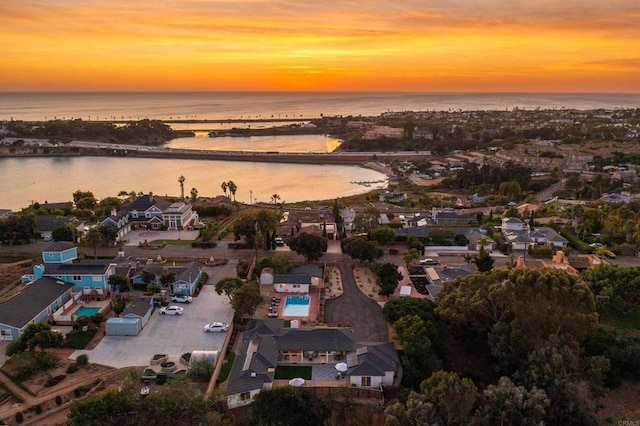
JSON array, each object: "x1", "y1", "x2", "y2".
[
  {"x1": 171, "y1": 294, "x2": 193, "y2": 303},
  {"x1": 160, "y1": 305, "x2": 184, "y2": 315},
  {"x1": 419, "y1": 258, "x2": 440, "y2": 266},
  {"x1": 203, "y1": 322, "x2": 229, "y2": 333}
]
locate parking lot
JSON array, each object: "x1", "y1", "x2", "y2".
[{"x1": 71, "y1": 285, "x2": 234, "y2": 368}]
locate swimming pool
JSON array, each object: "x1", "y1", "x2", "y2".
[
  {"x1": 74, "y1": 306, "x2": 100, "y2": 317},
  {"x1": 282, "y1": 295, "x2": 311, "y2": 317}
]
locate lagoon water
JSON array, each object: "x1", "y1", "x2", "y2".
[{"x1": 0, "y1": 156, "x2": 387, "y2": 211}]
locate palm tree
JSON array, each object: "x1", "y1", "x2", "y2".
[
  {"x1": 178, "y1": 175, "x2": 185, "y2": 199},
  {"x1": 221, "y1": 181, "x2": 228, "y2": 198},
  {"x1": 190, "y1": 187, "x2": 198, "y2": 202},
  {"x1": 271, "y1": 194, "x2": 281, "y2": 207},
  {"x1": 227, "y1": 180, "x2": 237, "y2": 202}
]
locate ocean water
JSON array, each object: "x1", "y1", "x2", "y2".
[{"x1": 1, "y1": 92, "x2": 639, "y2": 122}]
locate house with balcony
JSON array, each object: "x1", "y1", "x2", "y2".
[
  {"x1": 226, "y1": 319, "x2": 399, "y2": 408},
  {"x1": 100, "y1": 193, "x2": 199, "y2": 242}
]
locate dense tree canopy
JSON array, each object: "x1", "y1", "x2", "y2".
[
  {"x1": 437, "y1": 268, "x2": 598, "y2": 351},
  {"x1": 288, "y1": 232, "x2": 327, "y2": 261},
  {"x1": 341, "y1": 235, "x2": 381, "y2": 262}
]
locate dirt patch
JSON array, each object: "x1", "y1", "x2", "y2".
[
  {"x1": 0, "y1": 260, "x2": 33, "y2": 302},
  {"x1": 596, "y1": 381, "x2": 640, "y2": 423},
  {"x1": 353, "y1": 267, "x2": 385, "y2": 304}
]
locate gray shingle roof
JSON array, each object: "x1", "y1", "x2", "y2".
[
  {"x1": 0, "y1": 277, "x2": 73, "y2": 328},
  {"x1": 273, "y1": 274, "x2": 312, "y2": 285},
  {"x1": 45, "y1": 260, "x2": 113, "y2": 275}
]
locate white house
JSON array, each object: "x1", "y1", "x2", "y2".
[
  {"x1": 226, "y1": 320, "x2": 399, "y2": 408},
  {"x1": 501, "y1": 217, "x2": 526, "y2": 231}
]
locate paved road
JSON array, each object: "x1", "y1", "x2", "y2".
[
  {"x1": 324, "y1": 263, "x2": 388, "y2": 342},
  {"x1": 72, "y1": 284, "x2": 234, "y2": 368}
]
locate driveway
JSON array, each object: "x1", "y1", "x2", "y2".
[
  {"x1": 72, "y1": 285, "x2": 234, "y2": 368},
  {"x1": 123, "y1": 229, "x2": 200, "y2": 246},
  {"x1": 324, "y1": 263, "x2": 388, "y2": 342}
]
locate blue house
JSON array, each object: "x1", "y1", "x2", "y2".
[
  {"x1": 22, "y1": 244, "x2": 115, "y2": 299},
  {"x1": 0, "y1": 277, "x2": 73, "y2": 341},
  {"x1": 131, "y1": 261, "x2": 203, "y2": 296}
]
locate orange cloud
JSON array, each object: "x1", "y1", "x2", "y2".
[{"x1": 0, "y1": 0, "x2": 638, "y2": 92}]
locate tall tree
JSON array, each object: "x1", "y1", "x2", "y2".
[
  {"x1": 472, "y1": 246, "x2": 495, "y2": 273},
  {"x1": 84, "y1": 227, "x2": 103, "y2": 259},
  {"x1": 227, "y1": 180, "x2": 237, "y2": 201},
  {"x1": 108, "y1": 273, "x2": 131, "y2": 293},
  {"x1": 178, "y1": 175, "x2": 185, "y2": 199},
  {"x1": 221, "y1": 181, "x2": 228, "y2": 198},
  {"x1": 214, "y1": 277, "x2": 244, "y2": 301},
  {"x1": 288, "y1": 232, "x2": 328, "y2": 261},
  {"x1": 374, "y1": 262, "x2": 403, "y2": 297},
  {"x1": 370, "y1": 225, "x2": 396, "y2": 247},
  {"x1": 231, "y1": 281, "x2": 263, "y2": 319},
  {"x1": 419, "y1": 371, "x2": 478, "y2": 425},
  {"x1": 475, "y1": 377, "x2": 549, "y2": 426},
  {"x1": 190, "y1": 187, "x2": 198, "y2": 202},
  {"x1": 341, "y1": 235, "x2": 381, "y2": 262}
]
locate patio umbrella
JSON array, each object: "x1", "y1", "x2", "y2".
[
  {"x1": 289, "y1": 377, "x2": 305, "y2": 387},
  {"x1": 335, "y1": 362, "x2": 348, "y2": 373}
]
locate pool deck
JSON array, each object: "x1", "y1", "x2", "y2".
[
  {"x1": 62, "y1": 299, "x2": 110, "y2": 317},
  {"x1": 258, "y1": 285, "x2": 320, "y2": 324}
]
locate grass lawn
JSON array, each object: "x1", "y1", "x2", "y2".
[
  {"x1": 63, "y1": 330, "x2": 97, "y2": 349},
  {"x1": 274, "y1": 365, "x2": 312, "y2": 380},
  {"x1": 217, "y1": 352, "x2": 236, "y2": 383},
  {"x1": 599, "y1": 307, "x2": 640, "y2": 331}
]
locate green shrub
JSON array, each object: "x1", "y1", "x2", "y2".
[
  {"x1": 15, "y1": 412, "x2": 23, "y2": 423},
  {"x1": 55, "y1": 395, "x2": 62, "y2": 405},
  {"x1": 76, "y1": 354, "x2": 89, "y2": 366},
  {"x1": 34, "y1": 404, "x2": 42, "y2": 414},
  {"x1": 90, "y1": 313, "x2": 103, "y2": 325},
  {"x1": 66, "y1": 364, "x2": 78, "y2": 374}
]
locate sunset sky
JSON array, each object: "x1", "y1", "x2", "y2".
[{"x1": 1, "y1": 0, "x2": 639, "y2": 92}]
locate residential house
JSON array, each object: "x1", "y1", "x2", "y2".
[
  {"x1": 171, "y1": 261, "x2": 203, "y2": 296},
  {"x1": 272, "y1": 265, "x2": 323, "y2": 294},
  {"x1": 432, "y1": 209, "x2": 475, "y2": 225},
  {"x1": 36, "y1": 201, "x2": 75, "y2": 212},
  {"x1": 131, "y1": 261, "x2": 203, "y2": 296},
  {"x1": 465, "y1": 228, "x2": 497, "y2": 252},
  {"x1": 35, "y1": 215, "x2": 86, "y2": 242},
  {"x1": 276, "y1": 209, "x2": 337, "y2": 240},
  {"x1": 22, "y1": 243, "x2": 115, "y2": 301},
  {"x1": 226, "y1": 319, "x2": 399, "y2": 408},
  {"x1": 341, "y1": 208, "x2": 356, "y2": 234},
  {"x1": 501, "y1": 217, "x2": 526, "y2": 231},
  {"x1": 100, "y1": 193, "x2": 199, "y2": 242},
  {"x1": 425, "y1": 266, "x2": 473, "y2": 301},
  {"x1": 0, "y1": 277, "x2": 74, "y2": 341}
]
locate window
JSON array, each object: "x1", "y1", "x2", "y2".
[
  {"x1": 73, "y1": 275, "x2": 81, "y2": 281},
  {"x1": 240, "y1": 392, "x2": 251, "y2": 401},
  {"x1": 293, "y1": 284, "x2": 300, "y2": 288},
  {"x1": 361, "y1": 376, "x2": 371, "y2": 387}
]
